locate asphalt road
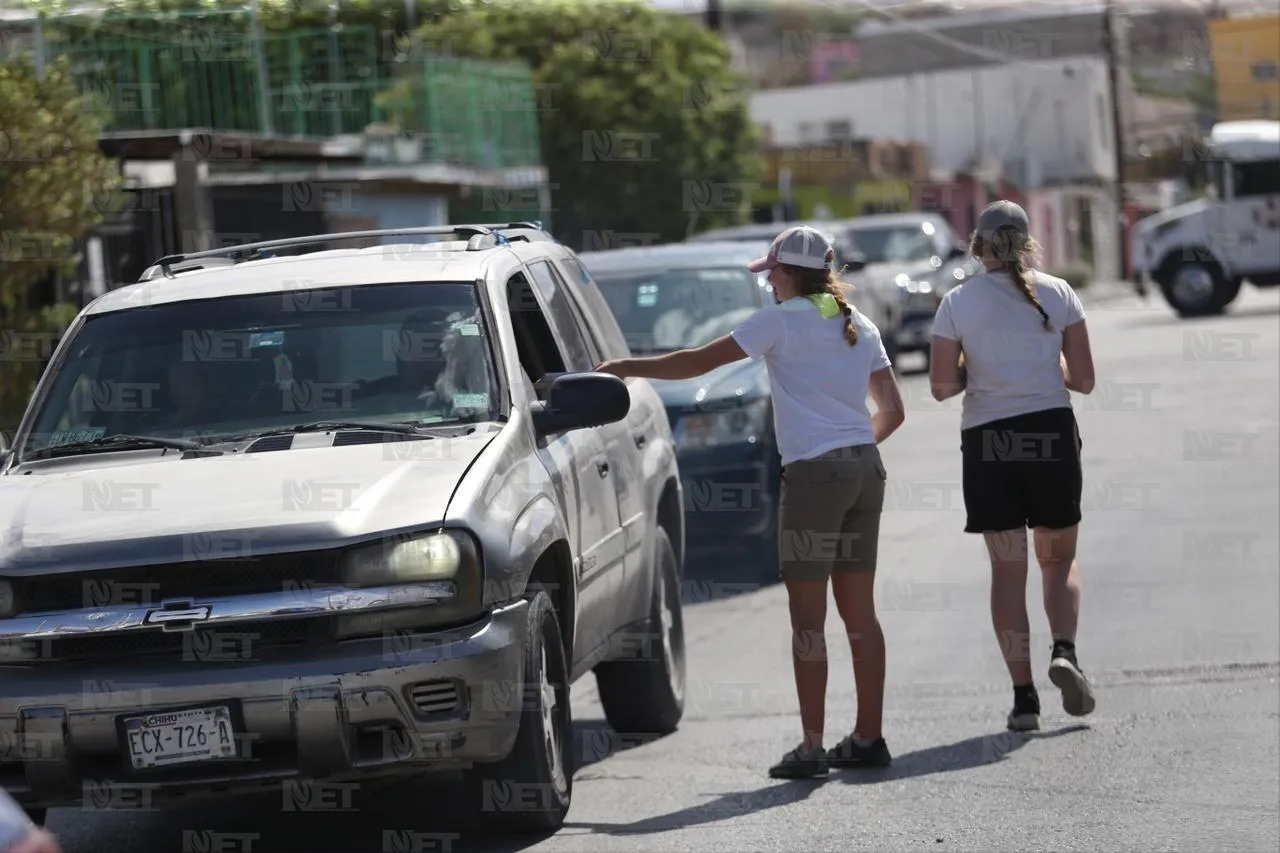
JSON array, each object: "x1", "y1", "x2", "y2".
[{"x1": 43, "y1": 284, "x2": 1280, "y2": 853}]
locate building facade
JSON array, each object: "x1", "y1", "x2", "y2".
[
  {"x1": 752, "y1": 55, "x2": 1119, "y2": 188},
  {"x1": 1209, "y1": 13, "x2": 1280, "y2": 121},
  {"x1": 747, "y1": 5, "x2": 1142, "y2": 281}
]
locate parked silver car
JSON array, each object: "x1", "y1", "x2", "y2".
[
  {"x1": 828, "y1": 212, "x2": 982, "y2": 366},
  {"x1": 0, "y1": 223, "x2": 687, "y2": 834}
]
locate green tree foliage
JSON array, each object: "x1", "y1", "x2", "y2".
[
  {"x1": 0, "y1": 56, "x2": 122, "y2": 432},
  {"x1": 13, "y1": 0, "x2": 761, "y2": 245},
  {"x1": 381, "y1": 0, "x2": 762, "y2": 247}
]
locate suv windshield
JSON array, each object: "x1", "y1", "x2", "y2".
[
  {"x1": 592, "y1": 266, "x2": 762, "y2": 355},
  {"x1": 22, "y1": 282, "x2": 499, "y2": 454},
  {"x1": 844, "y1": 224, "x2": 939, "y2": 264}
]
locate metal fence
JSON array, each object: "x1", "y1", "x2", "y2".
[{"x1": 0, "y1": 11, "x2": 542, "y2": 169}]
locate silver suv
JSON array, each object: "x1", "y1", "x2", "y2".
[{"x1": 0, "y1": 223, "x2": 687, "y2": 834}]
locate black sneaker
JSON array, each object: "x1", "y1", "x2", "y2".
[
  {"x1": 1049, "y1": 647, "x2": 1096, "y2": 716},
  {"x1": 768, "y1": 745, "x2": 829, "y2": 779},
  {"x1": 826, "y1": 735, "x2": 892, "y2": 769},
  {"x1": 1007, "y1": 686, "x2": 1041, "y2": 731}
]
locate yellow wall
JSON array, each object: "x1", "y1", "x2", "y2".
[
  {"x1": 752, "y1": 180, "x2": 920, "y2": 220},
  {"x1": 1209, "y1": 13, "x2": 1280, "y2": 121}
]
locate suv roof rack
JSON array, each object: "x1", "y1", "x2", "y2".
[{"x1": 141, "y1": 221, "x2": 551, "y2": 280}]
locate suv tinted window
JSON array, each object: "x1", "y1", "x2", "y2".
[
  {"x1": 507, "y1": 272, "x2": 567, "y2": 388},
  {"x1": 527, "y1": 260, "x2": 596, "y2": 371},
  {"x1": 560, "y1": 257, "x2": 632, "y2": 359}
]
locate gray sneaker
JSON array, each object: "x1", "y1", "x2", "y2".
[
  {"x1": 769, "y1": 745, "x2": 829, "y2": 779},
  {"x1": 1049, "y1": 654, "x2": 1096, "y2": 716}
]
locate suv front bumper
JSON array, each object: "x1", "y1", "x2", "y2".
[{"x1": 0, "y1": 599, "x2": 528, "y2": 810}]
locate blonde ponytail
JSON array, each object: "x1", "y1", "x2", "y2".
[{"x1": 970, "y1": 231, "x2": 1051, "y2": 331}]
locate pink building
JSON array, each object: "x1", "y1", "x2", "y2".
[{"x1": 809, "y1": 41, "x2": 860, "y2": 85}]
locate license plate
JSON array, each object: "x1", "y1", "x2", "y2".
[{"x1": 123, "y1": 706, "x2": 236, "y2": 769}]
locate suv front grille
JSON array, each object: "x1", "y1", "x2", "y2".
[
  {"x1": 13, "y1": 552, "x2": 342, "y2": 615},
  {"x1": 35, "y1": 617, "x2": 337, "y2": 664}
]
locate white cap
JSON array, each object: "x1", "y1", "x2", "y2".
[{"x1": 747, "y1": 225, "x2": 836, "y2": 273}]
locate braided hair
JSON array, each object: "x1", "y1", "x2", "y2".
[
  {"x1": 780, "y1": 256, "x2": 860, "y2": 346},
  {"x1": 969, "y1": 228, "x2": 1052, "y2": 332}
]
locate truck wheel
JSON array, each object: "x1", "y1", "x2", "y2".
[
  {"x1": 594, "y1": 528, "x2": 686, "y2": 735},
  {"x1": 1160, "y1": 259, "x2": 1240, "y2": 317},
  {"x1": 468, "y1": 589, "x2": 572, "y2": 835}
]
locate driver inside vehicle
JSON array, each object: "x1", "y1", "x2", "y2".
[
  {"x1": 152, "y1": 360, "x2": 223, "y2": 432},
  {"x1": 355, "y1": 308, "x2": 451, "y2": 402},
  {"x1": 355, "y1": 308, "x2": 490, "y2": 415},
  {"x1": 432, "y1": 310, "x2": 490, "y2": 412}
]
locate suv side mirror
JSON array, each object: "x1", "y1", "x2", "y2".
[{"x1": 531, "y1": 373, "x2": 630, "y2": 437}]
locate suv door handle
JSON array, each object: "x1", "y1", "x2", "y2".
[
  {"x1": 596, "y1": 460, "x2": 610, "y2": 477},
  {"x1": 633, "y1": 432, "x2": 646, "y2": 448}
]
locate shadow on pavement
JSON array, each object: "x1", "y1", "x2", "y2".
[
  {"x1": 681, "y1": 549, "x2": 781, "y2": 606},
  {"x1": 561, "y1": 776, "x2": 827, "y2": 836},
  {"x1": 574, "y1": 718, "x2": 668, "y2": 770},
  {"x1": 835, "y1": 724, "x2": 1090, "y2": 786}
]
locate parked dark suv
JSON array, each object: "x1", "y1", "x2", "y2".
[
  {"x1": 0, "y1": 223, "x2": 686, "y2": 834},
  {"x1": 578, "y1": 242, "x2": 783, "y2": 580}
]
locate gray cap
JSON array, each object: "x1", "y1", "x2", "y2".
[{"x1": 976, "y1": 200, "x2": 1030, "y2": 242}]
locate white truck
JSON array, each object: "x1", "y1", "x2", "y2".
[{"x1": 1130, "y1": 120, "x2": 1280, "y2": 317}]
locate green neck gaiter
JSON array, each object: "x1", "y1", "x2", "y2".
[{"x1": 806, "y1": 292, "x2": 840, "y2": 318}]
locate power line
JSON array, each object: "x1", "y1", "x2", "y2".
[{"x1": 850, "y1": 0, "x2": 1104, "y2": 69}]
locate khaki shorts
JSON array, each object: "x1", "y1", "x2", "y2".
[{"x1": 778, "y1": 444, "x2": 887, "y2": 582}]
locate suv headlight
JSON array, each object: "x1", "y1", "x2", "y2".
[
  {"x1": 342, "y1": 531, "x2": 474, "y2": 586},
  {"x1": 675, "y1": 397, "x2": 771, "y2": 450},
  {"x1": 336, "y1": 529, "x2": 485, "y2": 639}
]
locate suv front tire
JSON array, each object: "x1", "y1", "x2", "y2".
[
  {"x1": 594, "y1": 528, "x2": 686, "y2": 735},
  {"x1": 467, "y1": 589, "x2": 572, "y2": 834}
]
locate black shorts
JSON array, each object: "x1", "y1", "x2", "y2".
[{"x1": 960, "y1": 406, "x2": 1083, "y2": 533}]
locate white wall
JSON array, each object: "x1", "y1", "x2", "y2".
[
  {"x1": 1026, "y1": 185, "x2": 1122, "y2": 281},
  {"x1": 349, "y1": 192, "x2": 447, "y2": 230},
  {"x1": 750, "y1": 57, "x2": 1116, "y2": 187}
]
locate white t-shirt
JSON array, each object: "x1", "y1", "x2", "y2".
[
  {"x1": 932, "y1": 269, "x2": 1087, "y2": 431},
  {"x1": 731, "y1": 297, "x2": 891, "y2": 466}
]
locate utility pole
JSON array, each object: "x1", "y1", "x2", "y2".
[
  {"x1": 1103, "y1": 0, "x2": 1130, "y2": 283},
  {"x1": 706, "y1": 0, "x2": 722, "y2": 32},
  {"x1": 249, "y1": 0, "x2": 273, "y2": 135}
]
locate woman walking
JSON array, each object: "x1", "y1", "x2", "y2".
[
  {"x1": 929, "y1": 201, "x2": 1098, "y2": 731},
  {"x1": 595, "y1": 225, "x2": 906, "y2": 779}
]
